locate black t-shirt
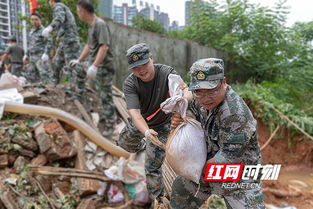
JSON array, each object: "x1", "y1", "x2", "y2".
[{"x1": 123, "y1": 64, "x2": 177, "y2": 128}]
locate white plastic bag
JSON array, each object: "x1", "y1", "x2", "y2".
[
  {"x1": 0, "y1": 88, "x2": 24, "y2": 119},
  {"x1": 125, "y1": 180, "x2": 151, "y2": 204},
  {"x1": 104, "y1": 152, "x2": 146, "y2": 184},
  {"x1": 107, "y1": 184, "x2": 124, "y2": 203},
  {"x1": 0, "y1": 72, "x2": 26, "y2": 91},
  {"x1": 161, "y1": 74, "x2": 207, "y2": 183}
]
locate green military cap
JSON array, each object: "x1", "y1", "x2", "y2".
[
  {"x1": 126, "y1": 43, "x2": 151, "y2": 70},
  {"x1": 189, "y1": 58, "x2": 224, "y2": 91}
]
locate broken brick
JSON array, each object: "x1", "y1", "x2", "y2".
[
  {"x1": 11, "y1": 133, "x2": 38, "y2": 152},
  {"x1": 30, "y1": 154, "x2": 48, "y2": 166},
  {"x1": 19, "y1": 149, "x2": 36, "y2": 158},
  {"x1": 34, "y1": 120, "x2": 76, "y2": 162},
  {"x1": 0, "y1": 154, "x2": 8, "y2": 168},
  {"x1": 13, "y1": 156, "x2": 29, "y2": 173}
]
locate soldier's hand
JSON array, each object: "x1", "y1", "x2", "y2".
[
  {"x1": 23, "y1": 55, "x2": 28, "y2": 62},
  {"x1": 144, "y1": 129, "x2": 165, "y2": 149},
  {"x1": 171, "y1": 113, "x2": 183, "y2": 130},
  {"x1": 87, "y1": 65, "x2": 98, "y2": 80},
  {"x1": 69, "y1": 59, "x2": 79, "y2": 67},
  {"x1": 42, "y1": 25, "x2": 53, "y2": 38},
  {"x1": 41, "y1": 53, "x2": 49, "y2": 62}
]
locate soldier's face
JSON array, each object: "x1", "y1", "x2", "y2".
[
  {"x1": 131, "y1": 58, "x2": 155, "y2": 82},
  {"x1": 194, "y1": 78, "x2": 227, "y2": 111},
  {"x1": 30, "y1": 15, "x2": 41, "y2": 27},
  {"x1": 76, "y1": 7, "x2": 84, "y2": 21},
  {"x1": 49, "y1": 0, "x2": 54, "y2": 7}
]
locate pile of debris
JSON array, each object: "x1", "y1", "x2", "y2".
[{"x1": 0, "y1": 81, "x2": 152, "y2": 209}]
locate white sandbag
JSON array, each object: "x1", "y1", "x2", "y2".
[
  {"x1": 166, "y1": 118, "x2": 207, "y2": 183},
  {"x1": 161, "y1": 74, "x2": 207, "y2": 183}
]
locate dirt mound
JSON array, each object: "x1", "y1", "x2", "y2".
[{"x1": 258, "y1": 119, "x2": 313, "y2": 209}]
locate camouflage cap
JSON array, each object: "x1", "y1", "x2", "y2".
[
  {"x1": 189, "y1": 58, "x2": 224, "y2": 91},
  {"x1": 126, "y1": 43, "x2": 150, "y2": 70}
]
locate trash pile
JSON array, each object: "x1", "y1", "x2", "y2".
[{"x1": 0, "y1": 73, "x2": 152, "y2": 209}]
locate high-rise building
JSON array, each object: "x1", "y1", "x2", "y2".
[
  {"x1": 138, "y1": 3, "x2": 169, "y2": 30},
  {"x1": 169, "y1": 20, "x2": 179, "y2": 31},
  {"x1": 156, "y1": 12, "x2": 169, "y2": 30},
  {"x1": 112, "y1": 1, "x2": 170, "y2": 30},
  {"x1": 185, "y1": 0, "x2": 192, "y2": 26},
  {"x1": 113, "y1": 3, "x2": 138, "y2": 26},
  {"x1": 98, "y1": 0, "x2": 113, "y2": 19},
  {"x1": 0, "y1": 0, "x2": 11, "y2": 44},
  {"x1": 0, "y1": 0, "x2": 30, "y2": 49}
]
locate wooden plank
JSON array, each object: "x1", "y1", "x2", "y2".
[{"x1": 30, "y1": 166, "x2": 113, "y2": 182}]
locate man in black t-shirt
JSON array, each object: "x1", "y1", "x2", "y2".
[{"x1": 118, "y1": 43, "x2": 192, "y2": 205}]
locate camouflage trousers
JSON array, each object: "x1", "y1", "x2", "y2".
[
  {"x1": 52, "y1": 40, "x2": 86, "y2": 100},
  {"x1": 93, "y1": 67, "x2": 117, "y2": 136},
  {"x1": 170, "y1": 176, "x2": 265, "y2": 209},
  {"x1": 118, "y1": 120, "x2": 170, "y2": 199},
  {"x1": 26, "y1": 55, "x2": 54, "y2": 84},
  {"x1": 11, "y1": 63, "x2": 23, "y2": 77}
]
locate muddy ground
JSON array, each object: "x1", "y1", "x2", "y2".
[{"x1": 257, "y1": 119, "x2": 313, "y2": 209}]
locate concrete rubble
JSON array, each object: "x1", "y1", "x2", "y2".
[{"x1": 0, "y1": 83, "x2": 152, "y2": 209}]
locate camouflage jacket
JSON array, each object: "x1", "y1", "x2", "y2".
[
  {"x1": 49, "y1": 2, "x2": 79, "y2": 42},
  {"x1": 27, "y1": 25, "x2": 53, "y2": 57},
  {"x1": 190, "y1": 85, "x2": 262, "y2": 165}
]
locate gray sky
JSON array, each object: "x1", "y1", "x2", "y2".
[{"x1": 115, "y1": 0, "x2": 313, "y2": 26}]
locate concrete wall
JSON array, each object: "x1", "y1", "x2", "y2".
[{"x1": 102, "y1": 18, "x2": 227, "y2": 89}]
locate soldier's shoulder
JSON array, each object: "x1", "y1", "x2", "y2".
[
  {"x1": 54, "y1": 2, "x2": 65, "y2": 10},
  {"x1": 219, "y1": 86, "x2": 253, "y2": 123},
  {"x1": 124, "y1": 73, "x2": 137, "y2": 85},
  {"x1": 96, "y1": 17, "x2": 107, "y2": 25},
  {"x1": 155, "y1": 64, "x2": 175, "y2": 73}
]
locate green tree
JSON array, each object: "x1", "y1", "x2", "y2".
[
  {"x1": 131, "y1": 15, "x2": 166, "y2": 35},
  {"x1": 183, "y1": 0, "x2": 291, "y2": 82},
  {"x1": 31, "y1": 0, "x2": 98, "y2": 42}
]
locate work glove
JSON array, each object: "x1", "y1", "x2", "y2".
[
  {"x1": 42, "y1": 25, "x2": 53, "y2": 38},
  {"x1": 23, "y1": 55, "x2": 28, "y2": 62},
  {"x1": 87, "y1": 65, "x2": 98, "y2": 80},
  {"x1": 41, "y1": 53, "x2": 49, "y2": 62},
  {"x1": 144, "y1": 129, "x2": 165, "y2": 149},
  {"x1": 69, "y1": 59, "x2": 80, "y2": 67}
]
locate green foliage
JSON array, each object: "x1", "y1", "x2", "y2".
[
  {"x1": 57, "y1": 196, "x2": 78, "y2": 209},
  {"x1": 204, "y1": 195, "x2": 227, "y2": 209},
  {"x1": 183, "y1": 0, "x2": 292, "y2": 81},
  {"x1": 233, "y1": 81, "x2": 313, "y2": 136},
  {"x1": 131, "y1": 15, "x2": 166, "y2": 34},
  {"x1": 28, "y1": 0, "x2": 99, "y2": 42}
]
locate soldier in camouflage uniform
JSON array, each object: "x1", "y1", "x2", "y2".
[
  {"x1": 72, "y1": 0, "x2": 117, "y2": 137},
  {"x1": 118, "y1": 43, "x2": 192, "y2": 206},
  {"x1": 24, "y1": 13, "x2": 54, "y2": 84},
  {"x1": 170, "y1": 58, "x2": 265, "y2": 209},
  {"x1": 42, "y1": 0, "x2": 85, "y2": 100},
  {"x1": 3, "y1": 36, "x2": 24, "y2": 77}
]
